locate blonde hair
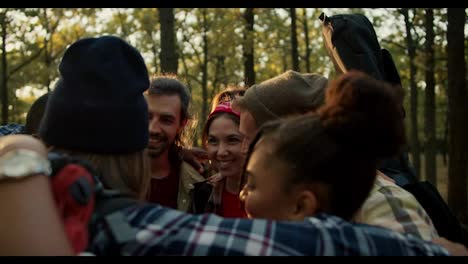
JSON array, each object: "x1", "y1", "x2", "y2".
[
  {"x1": 210, "y1": 86, "x2": 247, "y2": 113},
  {"x1": 49, "y1": 147, "x2": 151, "y2": 200}
]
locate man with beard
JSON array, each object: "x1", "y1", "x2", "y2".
[{"x1": 144, "y1": 75, "x2": 205, "y2": 212}]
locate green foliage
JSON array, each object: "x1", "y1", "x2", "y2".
[
  {"x1": 132, "y1": 8, "x2": 159, "y2": 73},
  {"x1": 0, "y1": 8, "x2": 458, "y2": 153},
  {"x1": 380, "y1": 8, "x2": 452, "y2": 152}
]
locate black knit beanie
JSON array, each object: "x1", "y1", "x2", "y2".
[
  {"x1": 39, "y1": 36, "x2": 150, "y2": 154},
  {"x1": 24, "y1": 92, "x2": 50, "y2": 135}
]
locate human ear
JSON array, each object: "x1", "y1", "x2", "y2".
[{"x1": 289, "y1": 190, "x2": 318, "y2": 221}]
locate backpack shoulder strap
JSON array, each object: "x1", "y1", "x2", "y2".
[
  {"x1": 88, "y1": 192, "x2": 140, "y2": 251},
  {"x1": 94, "y1": 195, "x2": 140, "y2": 217}
]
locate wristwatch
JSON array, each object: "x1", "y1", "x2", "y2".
[{"x1": 0, "y1": 149, "x2": 52, "y2": 180}]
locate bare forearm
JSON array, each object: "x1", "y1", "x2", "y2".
[
  {"x1": 0, "y1": 135, "x2": 73, "y2": 256},
  {"x1": 0, "y1": 174, "x2": 73, "y2": 255}
]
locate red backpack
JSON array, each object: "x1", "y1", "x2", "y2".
[
  {"x1": 48, "y1": 152, "x2": 140, "y2": 254},
  {"x1": 48, "y1": 152, "x2": 96, "y2": 254}
]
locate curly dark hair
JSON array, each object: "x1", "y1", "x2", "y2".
[{"x1": 241, "y1": 71, "x2": 406, "y2": 220}]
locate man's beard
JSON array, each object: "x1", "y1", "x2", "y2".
[{"x1": 147, "y1": 133, "x2": 170, "y2": 158}]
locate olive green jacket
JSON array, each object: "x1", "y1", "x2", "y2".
[{"x1": 177, "y1": 161, "x2": 205, "y2": 212}]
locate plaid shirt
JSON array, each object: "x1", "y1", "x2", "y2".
[
  {"x1": 88, "y1": 204, "x2": 449, "y2": 256},
  {"x1": 0, "y1": 123, "x2": 24, "y2": 136},
  {"x1": 354, "y1": 174, "x2": 438, "y2": 241}
]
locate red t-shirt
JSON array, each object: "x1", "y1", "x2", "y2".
[
  {"x1": 219, "y1": 189, "x2": 247, "y2": 218},
  {"x1": 148, "y1": 165, "x2": 180, "y2": 209}
]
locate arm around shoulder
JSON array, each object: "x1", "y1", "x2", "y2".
[{"x1": 0, "y1": 135, "x2": 73, "y2": 255}]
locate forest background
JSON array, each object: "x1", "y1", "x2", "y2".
[{"x1": 0, "y1": 8, "x2": 466, "y2": 225}]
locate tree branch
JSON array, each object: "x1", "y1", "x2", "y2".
[
  {"x1": 180, "y1": 10, "x2": 203, "y2": 67},
  {"x1": 381, "y1": 39, "x2": 406, "y2": 51},
  {"x1": 180, "y1": 50, "x2": 202, "y2": 86},
  {"x1": 182, "y1": 30, "x2": 203, "y2": 67},
  {"x1": 186, "y1": 72, "x2": 202, "y2": 86},
  {"x1": 48, "y1": 12, "x2": 63, "y2": 59},
  {"x1": 7, "y1": 47, "x2": 44, "y2": 79}
]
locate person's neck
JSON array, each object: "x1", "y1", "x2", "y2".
[
  {"x1": 224, "y1": 174, "x2": 241, "y2": 195},
  {"x1": 151, "y1": 149, "x2": 171, "y2": 179}
]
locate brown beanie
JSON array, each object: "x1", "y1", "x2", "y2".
[{"x1": 235, "y1": 70, "x2": 328, "y2": 127}]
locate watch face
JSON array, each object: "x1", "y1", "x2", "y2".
[{"x1": 0, "y1": 150, "x2": 51, "y2": 179}]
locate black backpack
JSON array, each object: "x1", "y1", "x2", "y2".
[{"x1": 320, "y1": 12, "x2": 468, "y2": 246}]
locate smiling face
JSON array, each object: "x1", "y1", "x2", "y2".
[
  {"x1": 145, "y1": 94, "x2": 186, "y2": 158},
  {"x1": 205, "y1": 114, "x2": 244, "y2": 180},
  {"x1": 240, "y1": 136, "x2": 298, "y2": 220},
  {"x1": 240, "y1": 134, "x2": 321, "y2": 221}
]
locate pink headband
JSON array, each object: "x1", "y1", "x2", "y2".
[{"x1": 208, "y1": 101, "x2": 240, "y2": 120}]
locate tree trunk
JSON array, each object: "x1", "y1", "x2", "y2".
[
  {"x1": 402, "y1": 8, "x2": 421, "y2": 179},
  {"x1": 116, "y1": 9, "x2": 129, "y2": 38},
  {"x1": 42, "y1": 9, "x2": 52, "y2": 91},
  {"x1": 43, "y1": 40, "x2": 51, "y2": 92},
  {"x1": 290, "y1": 8, "x2": 300, "y2": 72},
  {"x1": 447, "y1": 8, "x2": 468, "y2": 224},
  {"x1": 201, "y1": 9, "x2": 209, "y2": 132},
  {"x1": 443, "y1": 114, "x2": 448, "y2": 166},
  {"x1": 1, "y1": 11, "x2": 8, "y2": 125},
  {"x1": 210, "y1": 55, "x2": 225, "y2": 103},
  {"x1": 424, "y1": 8, "x2": 437, "y2": 186},
  {"x1": 220, "y1": 55, "x2": 228, "y2": 87},
  {"x1": 302, "y1": 8, "x2": 311, "y2": 73},
  {"x1": 40, "y1": 9, "x2": 63, "y2": 92},
  {"x1": 282, "y1": 44, "x2": 288, "y2": 73},
  {"x1": 243, "y1": 8, "x2": 255, "y2": 87},
  {"x1": 151, "y1": 34, "x2": 159, "y2": 73},
  {"x1": 158, "y1": 8, "x2": 178, "y2": 74}
]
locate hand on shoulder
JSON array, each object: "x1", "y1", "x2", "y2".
[
  {"x1": 181, "y1": 147, "x2": 208, "y2": 174},
  {"x1": 206, "y1": 173, "x2": 225, "y2": 187}
]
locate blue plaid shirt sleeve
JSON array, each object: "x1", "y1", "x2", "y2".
[
  {"x1": 0, "y1": 123, "x2": 25, "y2": 136},
  {"x1": 88, "y1": 204, "x2": 449, "y2": 256}
]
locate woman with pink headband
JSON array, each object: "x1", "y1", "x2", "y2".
[{"x1": 191, "y1": 87, "x2": 247, "y2": 218}]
